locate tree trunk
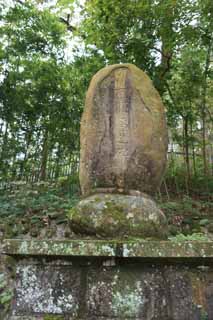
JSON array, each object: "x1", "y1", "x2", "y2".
[
  {"x1": 20, "y1": 129, "x2": 33, "y2": 180},
  {"x1": 184, "y1": 117, "x2": 190, "y2": 181},
  {"x1": 202, "y1": 110, "x2": 208, "y2": 175},
  {"x1": 0, "y1": 122, "x2": 9, "y2": 176},
  {"x1": 40, "y1": 127, "x2": 49, "y2": 181},
  {"x1": 201, "y1": 34, "x2": 212, "y2": 175},
  {"x1": 155, "y1": 1, "x2": 175, "y2": 93},
  {"x1": 55, "y1": 144, "x2": 62, "y2": 179},
  {"x1": 190, "y1": 122, "x2": 196, "y2": 177},
  {"x1": 183, "y1": 117, "x2": 190, "y2": 194}
]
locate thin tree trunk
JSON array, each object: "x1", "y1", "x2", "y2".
[
  {"x1": 191, "y1": 122, "x2": 196, "y2": 177},
  {"x1": 155, "y1": 1, "x2": 174, "y2": 93},
  {"x1": 183, "y1": 117, "x2": 190, "y2": 194},
  {"x1": 202, "y1": 110, "x2": 208, "y2": 175},
  {"x1": 20, "y1": 130, "x2": 33, "y2": 180},
  {"x1": 55, "y1": 144, "x2": 62, "y2": 179},
  {"x1": 0, "y1": 122, "x2": 9, "y2": 174},
  {"x1": 40, "y1": 127, "x2": 49, "y2": 181},
  {"x1": 185, "y1": 117, "x2": 190, "y2": 180},
  {"x1": 163, "y1": 179, "x2": 170, "y2": 200},
  {"x1": 201, "y1": 34, "x2": 212, "y2": 175}
]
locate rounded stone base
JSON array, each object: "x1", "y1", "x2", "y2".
[{"x1": 68, "y1": 193, "x2": 168, "y2": 239}]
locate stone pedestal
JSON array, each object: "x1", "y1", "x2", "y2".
[
  {"x1": 2, "y1": 239, "x2": 213, "y2": 320},
  {"x1": 68, "y1": 193, "x2": 168, "y2": 239}
]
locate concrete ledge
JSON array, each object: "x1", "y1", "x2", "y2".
[{"x1": 2, "y1": 239, "x2": 213, "y2": 258}]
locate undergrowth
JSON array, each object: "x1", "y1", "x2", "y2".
[
  {"x1": 0, "y1": 180, "x2": 79, "y2": 239},
  {"x1": 0, "y1": 180, "x2": 213, "y2": 240}
]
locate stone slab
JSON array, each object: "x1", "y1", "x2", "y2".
[
  {"x1": 2, "y1": 239, "x2": 213, "y2": 258},
  {"x1": 14, "y1": 263, "x2": 80, "y2": 316},
  {"x1": 6, "y1": 257, "x2": 213, "y2": 320},
  {"x1": 3, "y1": 240, "x2": 213, "y2": 319}
]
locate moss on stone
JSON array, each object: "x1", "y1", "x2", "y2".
[
  {"x1": 68, "y1": 193, "x2": 168, "y2": 239},
  {"x1": 44, "y1": 316, "x2": 64, "y2": 320},
  {"x1": 3, "y1": 239, "x2": 213, "y2": 258}
]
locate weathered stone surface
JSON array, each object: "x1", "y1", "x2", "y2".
[
  {"x1": 3, "y1": 239, "x2": 213, "y2": 258},
  {"x1": 87, "y1": 267, "x2": 168, "y2": 319},
  {"x1": 4, "y1": 249, "x2": 213, "y2": 320},
  {"x1": 80, "y1": 63, "x2": 168, "y2": 196},
  {"x1": 9, "y1": 317, "x2": 64, "y2": 320},
  {"x1": 68, "y1": 193, "x2": 168, "y2": 238},
  {"x1": 13, "y1": 263, "x2": 80, "y2": 316}
]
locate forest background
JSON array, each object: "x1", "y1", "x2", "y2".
[
  {"x1": 0, "y1": 0, "x2": 213, "y2": 316},
  {"x1": 0, "y1": 0, "x2": 213, "y2": 239}
]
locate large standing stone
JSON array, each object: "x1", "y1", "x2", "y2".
[
  {"x1": 69, "y1": 63, "x2": 168, "y2": 239},
  {"x1": 80, "y1": 64, "x2": 168, "y2": 196}
]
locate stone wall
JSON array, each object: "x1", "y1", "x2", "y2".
[
  {"x1": 9, "y1": 258, "x2": 213, "y2": 320},
  {"x1": 2, "y1": 240, "x2": 213, "y2": 320}
]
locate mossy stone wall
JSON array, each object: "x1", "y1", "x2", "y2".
[{"x1": 3, "y1": 240, "x2": 213, "y2": 320}]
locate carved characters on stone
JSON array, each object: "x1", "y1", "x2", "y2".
[{"x1": 80, "y1": 64, "x2": 168, "y2": 196}]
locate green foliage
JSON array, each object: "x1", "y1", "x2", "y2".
[
  {"x1": 80, "y1": 0, "x2": 213, "y2": 192},
  {"x1": 0, "y1": 181, "x2": 79, "y2": 239},
  {"x1": 0, "y1": 180, "x2": 212, "y2": 241},
  {"x1": 168, "y1": 233, "x2": 209, "y2": 242},
  {"x1": 160, "y1": 195, "x2": 213, "y2": 239},
  {"x1": 0, "y1": 290, "x2": 13, "y2": 304},
  {"x1": 43, "y1": 315, "x2": 64, "y2": 320},
  {"x1": 0, "y1": 1, "x2": 89, "y2": 181},
  {"x1": 199, "y1": 219, "x2": 209, "y2": 226},
  {"x1": 0, "y1": 0, "x2": 212, "y2": 203},
  {"x1": 200, "y1": 310, "x2": 208, "y2": 320},
  {"x1": 0, "y1": 3, "x2": 212, "y2": 319},
  {"x1": 0, "y1": 272, "x2": 13, "y2": 319}
]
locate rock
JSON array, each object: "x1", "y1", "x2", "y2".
[
  {"x1": 68, "y1": 193, "x2": 168, "y2": 239},
  {"x1": 80, "y1": 63, "x2": 168, "y2": 196},
  {"x1": 69, "y1": 64, "x2": 168, "y2": 239}
]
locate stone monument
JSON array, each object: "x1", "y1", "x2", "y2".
[
  {"x1": 69, "y1": 63, "x2": 168, "y2": 238},
  {"x1": 2, "y1": 63, "x2": 213, "y2": 320}
]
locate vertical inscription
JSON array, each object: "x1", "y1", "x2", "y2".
[
  {"x1": 113, "y1": 68, "x2": 130, "y2": 189},
  {"x1": 80, "y1": 63, "x2": 168, "y2": 195}
]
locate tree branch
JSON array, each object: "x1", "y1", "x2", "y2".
[
  {"x1": 14, "y1": 0, "x2": 77, "y2": 33},
  {"x1": 14, "y1": 0, "x2": 25, "y2": 5},
  {"x1": 59, "y1": 15, "x2": 77, "y2": 32},
  {"x1": 152, "y1": 46, "x2": 171, "y2": 59}
]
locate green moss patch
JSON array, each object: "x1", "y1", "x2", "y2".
[{"x1": 68, "y1": 193, "x2": 168, "y2": 239}]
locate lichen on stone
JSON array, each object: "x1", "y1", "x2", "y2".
[
  {"x1": 15, "y1": 264, "x2": 79, "y2": 316},
  {"x1": 68, "y1": 193, "x2": 168, "y2": 239}
]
